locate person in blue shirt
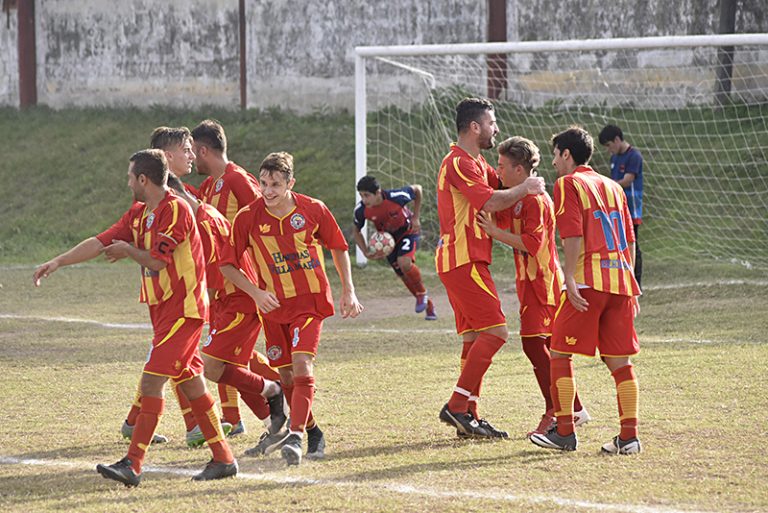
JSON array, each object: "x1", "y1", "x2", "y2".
[{"x1": 599, "y1": 125, "x2": 644, "y2": 288}]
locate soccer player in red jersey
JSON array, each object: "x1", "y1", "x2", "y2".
[
  {"x1": 120, "y1": 126, "x2": 210, "y2": 446},
  {"x1": 353, "y1": 175, "x2": 436, "y2": 320},
  {"x1": 166, "y1": 174, "x2": 287, "y2": 442},
  {"x1": 529, "y1": 127, "x2": 642, "y2": 455},
  {"x1": 33, "y1": 150, "x2": 237, "y2": 486},
  {"x1": 220, "y1": 151, "x2": 363, "y2": 465},
  {"x1": 191, "y1": 119, "x2": 262, "y2": 435},
  {"x1": 476, "y1": 136, "x2": 589, "y2": 438},
  {"x1": 436, "y1": 98, "x2": 545, "y2": 438}
]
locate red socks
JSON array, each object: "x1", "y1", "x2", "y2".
[
  {"x1": 400, "y1": 264, "x2": 426, "y2": 297},
  {"x1": 551, "y1": 358, "x2": 576, "y2": 436},
  {"x1": 448, "y1": 333, "x2": 505, "y2": 413},
  {"x1": 218, "y1": 383, "x2": 241, "y2": 425},
  {"x1": 289, "y1": 376, "x2": 315, "y2": 433},
  {"x1": 189, "y1": 393, "x2": 234, "y2": 464},
  {"x1": 219, "y1": 364, "x2": 266, "y2": 395},
  {"x1": 612, "y1": 364, "x2": 639, "y2": 440},
  {"x1": 172, "y1": 382, "x2": 197, "y2": 431},
  {"x1": 127, "y1": 396, "x2": 164, "y2": 474},
  {"x1": 522, "y1": 336, "x2": 554, "y2": 411}
]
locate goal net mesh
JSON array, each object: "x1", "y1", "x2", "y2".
[{"x1": 361, "y1": 41, "x2": 768, "y2": 271}]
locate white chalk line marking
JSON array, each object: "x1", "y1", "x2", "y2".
[
  {"x1": 1, "y1": 313, "x2": 754, "y2": 345},
  {"x1": 0, "y1": 455, "x2": 716, "y2": 513}
]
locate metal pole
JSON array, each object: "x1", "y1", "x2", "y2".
[
  {"x1": 18, "y1": 0, "x2": 36, "y2": 109},
  {"x1": 239, "y1": 0, "x2": 247, "y2": 110},
  {"x1": 354, "y1": 53, "x2": 368, "y2": 267}
]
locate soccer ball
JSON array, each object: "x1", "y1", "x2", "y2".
[{"x1": 367, "y1": 231, "x2": 395, "y2": 257}]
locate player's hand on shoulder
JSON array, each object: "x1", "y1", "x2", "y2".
[
  {"x1": 523, "y1": 172, "x2": 546, "y2": 195},
  {"x1": 33, "y1": 260, "x2": 59, "y2": 287},
  {"x1": 340, "y1": 291, "x2": 363, "y2": 319}
]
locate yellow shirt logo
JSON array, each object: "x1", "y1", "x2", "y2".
[
  {"x1": 234, "y1": 346, "x2": 242, "y2": 356},
  {"x1": 259, "y1": 223, "x2": 271, "y2": 234},
  {"x1": 543, "y1": 317, "x2": 551, "y2": 327},
  {"x1": 566, "y1": 336, "x2": 578, "y2": 346}
]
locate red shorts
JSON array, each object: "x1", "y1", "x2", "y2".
[
  {"x1": 519, "y1": 290, "x2": 557, "y2": 338},
  {"x1": 262, "y1": 315, "x2": 324, "y2": 368},
  {"x1": 144, "y1": 317, "x2": 205, "y2": 382},
  {"x1": 439, "y1": 262, "x2": 506, "y2": 335},
  {"x1": 201, "y1": 306, "x2": 262, "y2": 367},
  {"x1": 552, "y1": 289, "x2": 639, "y2": 357}
]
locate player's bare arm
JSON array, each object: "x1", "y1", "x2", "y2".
[
  {"x1": 33, "y1": 237, "x2": 105, "y2": 287},
  {"x1": 220, "y1": 263, "x2": 280, "y2": 312},
  {"x1": 103, "y1": 239, "x2": 167, "y2": 271},
  {"x1": 475, "y1": 211, "x2": 527, "y2": 252},
  {"x1": 411, "y1": 184, "x2": 423, "y2": 233},
  {"x1": 330, "y1": 248, "x2": 363, "y2": 318},
  {"x1": 616, "y1": 172, "x2": 636, "y2": 188},
  {"x1": 562, "y1": 236, "x2": 589, "y2": 312},
  {"x1": 628, "y1": 241, "x2": 640, "y2": 316},
  {"x1": 481, "y1": 173, "x2": 545, "y2": 212}
]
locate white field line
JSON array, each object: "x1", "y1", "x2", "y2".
[
  {"x1": 0, "y1": 313, "x2": 748, "y2": 344},
  {"x1": 642, "y1": 279, "x2": 768, "y2": 290},
  {"x1": 0, "y1": 455, "x2": 715, "y2": 513}
]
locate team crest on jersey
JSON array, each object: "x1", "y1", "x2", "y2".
[
  {"x1": 290, "y1": 213, "x2": 306, "y2": 230},
  {"x1": 267, "y1": 344, "x2": 282, "y2": 361},
  {"x1": 215, "y1": 178, "x2": 224, "y2": 193},
  {"x1": 203, "y1": 329, "x2": 216, "y2": 347},
  {"x1": 259, "y1": 223, "x2": 271, "y2": 234},
  {"x1": 514, "y1": 201, "x2": 523, "y2": 216},
  {"x1": 145, "y1": 213, "x2": 155, "y2": 229}
]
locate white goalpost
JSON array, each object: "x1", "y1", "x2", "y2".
[{"x1": 354, "y1": 34, "x2": 768, "y2": 271}]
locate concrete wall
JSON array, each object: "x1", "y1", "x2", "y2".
[
  {"x1": 0, "y1": 8, "x2": 19, "y2": 106},
  {"x1": 37, "y1": 0, "x2": 239, "y2": 108},
  {"x1": 0, "y1": 0, "x2": 766, "y2": 110},
  {"x1": 245, "y1": 1, "x2": 486, "y2": 111}
]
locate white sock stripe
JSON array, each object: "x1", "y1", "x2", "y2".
[{"x1": 453, "y1": 386, "x2": 471, "y2": 397}]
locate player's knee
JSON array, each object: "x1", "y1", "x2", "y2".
[
  {"x1": 278, "y1": 367, "x2": 295, "y2": 386},
  {"x1": 398, "y1": 257, "x2": 412, "y2": 273},
  {"x1": 201, "y1": 355, "x2": 224, "y2": 381}
]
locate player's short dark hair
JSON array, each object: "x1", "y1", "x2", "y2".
[
  {"x1": 598, "y1": 124, "x2": 624, "y2": 145},
  {"x1": 498, "y1": 136, "x2": 540, "y2": 172},
  {"x1": 129, "y1": 149, "x2": 168, "y2": 186},
  {"x1": 455, "y1": 97, "x2": 494, "y2": 133},
  {"x1": 150, "y1": 126, "x2": 191, "y2": 150},
  {"x1": 191, "y1": 119, "x2": 227, "y2": 152},
  {"x1": 166, "y1": 173, "x2": 185, "y2": 194},
  {"x1": 356, "y1": 175, "x2": 380, "y2": 194},
  {"x1": 551, "y1": 126, "x2": 594, "y2": 166},
  {"x1": 260, "y1": 152, "x2": 294, "y2": 182}
]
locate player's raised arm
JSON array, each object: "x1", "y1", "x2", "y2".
[
  {"x1": 410, "y1": 184, "x2": 423, "y2": 233},
  {"x1": 33, "y1": 237, "x2": 105, "y2": 286},
  {"x1": 481, "y1": 173, "x2": 545, "y2": 212},
  {"x1": 476, "y1": 211, "x2": 526, "y2": 251}
]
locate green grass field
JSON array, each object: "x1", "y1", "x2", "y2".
[{"x1": 1, "y1": 259, "x2": 766, "y2": 513}]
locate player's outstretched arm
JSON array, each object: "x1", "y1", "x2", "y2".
[
  {"x1": 102, "y1": 240, "x2": 167, "y2": 271},
  {"x1": 220, "y1": 264, "x2": 280, "y2": 313},
  {"x1": 33, "y1": 237, "x2": 105, "y2": 287},
  {"x1": 481, "y1": 173, "x2": 545, "y2": 213},
  {"x1": 476, "y1": 211, "x2": 526, "y2": 251},
  {"x1": 330, "y1": 248, "x2": 363, "y2": 318}
]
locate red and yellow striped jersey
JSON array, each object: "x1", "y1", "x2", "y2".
[
  {"x1": 498, "y1": 193, "x2": 564, "y2": 307},
  {"x1": 554, "y1": 166, "x2": 641, "y2": 297},
  {"x1": 196, "y1": 203, "x2": 258, "y2": 313},
  {"x1": 221, "y1": 192, "x2": 348, "y2": 323},
  {"x1": 435, "y1": 144, "x2": 499, "y2": 273},
  {"x1": 199, "y1": 162, "x2": 261, "y2": 223},
  {"x1": 96, "y1": 192, "x2": 208, "y2": 324}
]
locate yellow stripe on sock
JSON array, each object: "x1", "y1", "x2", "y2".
[
  {"x1": 617, "y1": 379, "x2": 639, "y2": 421},
  {"x1": 554, "y1": 376, "x2": 576, "y2": 417}
]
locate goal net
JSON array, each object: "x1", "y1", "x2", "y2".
[{"x1": 354, "y1": 35, "x2": 768, "y2": 272}]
